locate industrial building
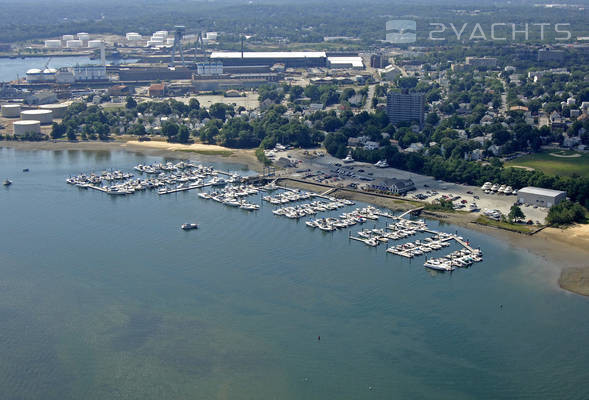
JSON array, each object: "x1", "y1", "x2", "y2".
[
  {"x1": 149, "y1": 83, "x2": 166, "y2": 97},
  {"x1": 118, "y1": 67, "x2": 192, "y2": 81},
  {"x1": 72, "y1": 65, "x2": 107, "y2": 81},
  {"x1": 210, "y1": 51, "x2": 327, "y2": 68},
  {"x1": 327, "y1": 56, "x2": 364, "y2": 69},
  {"x1": 517, "y1": 187, "x2": 566, "y2": 208},
  {"x1": 195, "y1": 62, "x2": 223, "y2": 76},
  {"x1": 386, "y1": 92, "x2": 425, "y2": 127}
]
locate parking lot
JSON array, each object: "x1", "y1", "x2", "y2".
[{"x1": 273, "y1": 149, "x2": 550, "y2": 223}]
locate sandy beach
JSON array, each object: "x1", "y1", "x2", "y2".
[
  {"x1": 1, "y1": 139, "x2": 264, "y2": 171},
  {"x1": 3, "y1": 140, "x2": 589, "y2": 297}
]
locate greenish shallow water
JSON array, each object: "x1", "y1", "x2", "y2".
[{"x1": 1, "y1": 147, "x2": 589, "y2": 400}]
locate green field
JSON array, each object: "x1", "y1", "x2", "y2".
[{"x1": 505, "y1": 150, "x2": 589, "y2": 178}]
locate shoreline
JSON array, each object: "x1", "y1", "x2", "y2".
[
  {"x1": 1, "y1": 139, "x2": 264, "y2": 172},
  {"x1": 281, "y1": 178, "x2": 589, "y2": 297},
  {"x1": 3, "y1": 140, "x2": 588, "y2": 297}
]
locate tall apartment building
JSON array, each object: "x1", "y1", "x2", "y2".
[{"x1": 386, "y1": 92, "x2": 425, "y2": 127}]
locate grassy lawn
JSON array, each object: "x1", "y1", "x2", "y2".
[
  {"x1": 505, "y1": 150, "x2": 589, "y2": 178},
  {"x1": 474, "y1": 216, "x2": 536, "y2": 233}
]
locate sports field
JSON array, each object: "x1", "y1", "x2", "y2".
[{"x1": 505, "y1": 150, "x2": 589, "y2": 178}]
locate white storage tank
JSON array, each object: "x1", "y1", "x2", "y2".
[
  {"x1": 45, "y1": 40, "x2": 62, "y2": 49},
  {"x1": 13, "y1": 120, "x2": 41, "y2": 136},
  {"x1": 66, "y1": 40, "x2": 83, "y2": 48},
  {"x1": 88, "y1": 39, "x2": 103, "y2": 48},
  {"x1": 77, "y1": 32, "x2": 90, "y2": 41},
  {"x1": 166, "y1": 38, "x2": 175, "y2": 46},
  {"x1": 62, "y1": 34, "x2": 75, "y2": 41},
  {"x1": 1, "y1": 104, "x2": 21, "y2": 117},
  {"x1": 42, "y1": 68, "x2": 57, "y2": 82},
  {"x1": 26, "y1": 68, "x2": 43, "y2": 82},
  {"x1": 21, "y1": 109, "x2": 53, "y2": 124},
  {"x1": 40, "y1": 103, "x2": 68, "y2": 118},
  {"x1": 206, "y1": 32, "x2": 218, "y2": 40},
  {"x1": 126, "y1": 32, "x2": 142, "y2": 41}
]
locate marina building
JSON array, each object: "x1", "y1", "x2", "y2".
[
  {"x1": 368, "y1": 178, "x2": 416, "y2": 195},
  {"x1": 386, "y1": 92, "x2": 425, "y2": 127},
  {"x1": 517, "y1": 187, "x2": 566, "y2": 208}
]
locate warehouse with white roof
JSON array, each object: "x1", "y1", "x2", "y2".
[
  {"x1": 210, "y1": 51, "x2": 327, "y2": 67},
  {"x1": 517, "y1": 187, "x2": 566, "y2": 208}
]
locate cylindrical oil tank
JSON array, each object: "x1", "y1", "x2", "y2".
[
  {"x1": 1, "y1": 104, "x2": 21, "y2": 117},
  {"x1": 45, "y1": 40, "x2": 62, "y2": 49},
  {"x1": 40, "y1": 103, "x2": 68, "y2": 119},
  {"x1": 66, "y1": 40, "x2": 83, "y2": 48},
  {"x1": 77, "y1": 32, "x2": 90, "y2": 41},
  {"x1": 13, "y1": 120, "x2": 41, "y2": 136},
  {"x1": 62, "y1": 34, "x2": 75, "y2": 41},
  {"x1": 88, "y1": 39, "x2": 103, "y2": 48},
  {"x1": 26, "y1": 68, "x2": 43, "y2": 82},
  {"x1": 21, "y1": 109, "x2": 53, "y2": 124},
  {"x1": 126, "y1": 33, "x2": 142, "y2": 41}
]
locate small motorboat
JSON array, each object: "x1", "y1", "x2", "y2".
[
  {"x1": 3, "y1": 179, "x2": 12, "y2": 186},
  {"x1": 181, "y1": 223, "x2": 199, "y2": 230},
  {"x1": 22, "y1": 168, "x2": 29, "y2": 172}
]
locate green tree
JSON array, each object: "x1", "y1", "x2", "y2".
[
  {"x1": 125, "y1": 96, "x2": 137, "y2": 109},
  {"x1": 50, "y1": 122, "x2": 66, "y2": 139},
  {"x1": 508, "y1": 204, "x2": 525, "y2": 222}
]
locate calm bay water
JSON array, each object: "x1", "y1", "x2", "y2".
[
  {"x1": 0, "y1": 56, "x2": 99, "y2": 82},
  {"x1": 1, "y1": 147, "x2": 589, "y2": 399},
  {"x1": 0, "y1": 56, "x2": 137, "y2": 82}
]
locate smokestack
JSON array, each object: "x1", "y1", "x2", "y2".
[{"x1": 100, "y1": 43, "x2": 106, "y2": 66}]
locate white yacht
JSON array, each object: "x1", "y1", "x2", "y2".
[
  {"x1": 503, "y1": 186, "x2": 513, "y2": 195},
  {"x1": 491, "y1": 184, "x2": 499, "y2": 192},
  {"x1": 375, "y1": 160, "x2": 389, "y2": 168},
  {"x1": 481, "y1": 182, "x2": 492, "y2": 190},
  {"x1": 343, "y1": 152, "x2": 354, "y2": 163},
  {"x1": 424, "y1": 259, "x2": 455, "y2": 272}
]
